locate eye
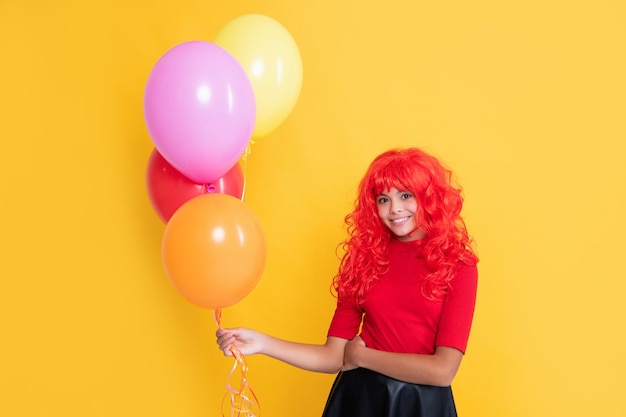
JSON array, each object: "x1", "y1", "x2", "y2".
[
  {"x1": 401, "y1": 192, "x2": 413, "y2": 200},
  {"x1": 377, "y1": 196, "x2": 389, "y2": 204}
]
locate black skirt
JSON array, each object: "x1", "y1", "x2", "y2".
[{"x1": 321, "y1": 368, "x2": 458, "y2": 417}]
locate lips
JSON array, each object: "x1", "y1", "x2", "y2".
[{"x1": 391, "y1": 216, "x2": 410, "y2": 224}]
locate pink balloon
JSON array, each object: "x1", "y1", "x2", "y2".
[{"x1": 144, "y1": 41, "x2": 255, "y2": 183}]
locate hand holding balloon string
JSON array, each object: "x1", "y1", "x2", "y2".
[{"x1": 214, "y1": 308, "x2": 260, "y2": 417}]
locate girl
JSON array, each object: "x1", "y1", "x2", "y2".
[{"x1": 216, "y1": 148, "x2": 479, "y2": 417}]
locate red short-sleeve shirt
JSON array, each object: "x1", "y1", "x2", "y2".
[{"x1": 327, "y1": 239, "x2": 478, "y2": 354}]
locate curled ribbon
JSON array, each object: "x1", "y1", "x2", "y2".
[
  {"x1": 239, "y1": 141, "x2": 255, "y2": 202},
  {"x1": 214, "y1": 308, "x2": 261, "y2": 417}
]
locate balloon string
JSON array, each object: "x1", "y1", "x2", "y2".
[
  {"x1": 214, "y1": 308, "x2": 261, "y2": 417},
  {"x1": 240, "y1": 141, "x2": 255, "y2": 202}
]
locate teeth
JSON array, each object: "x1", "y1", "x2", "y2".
[{"x1": 392, "y1": 217, "x2": 409, "y2": 224}]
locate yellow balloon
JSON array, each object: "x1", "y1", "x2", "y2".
[{"x1": 215, "y1": 14, "x2": 303, "y2": 138}]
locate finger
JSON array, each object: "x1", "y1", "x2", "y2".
[
  {"x1": 218, "y1": 336, "x2": 234, "y2": 350},
  {"x1": 217, "y1": 328, "x2": 235, "y2": 338}
]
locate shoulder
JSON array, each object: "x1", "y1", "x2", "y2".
[
  {"x1": 455, "y1": 262, "x2": 477, "y2": 279},
  {"x1": 449, "y1": 262, "x2": 478, "y2": 291}
]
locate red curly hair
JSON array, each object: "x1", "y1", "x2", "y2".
[{"x1": 332, "y1": 148, "x2": 478, "y2": 303}]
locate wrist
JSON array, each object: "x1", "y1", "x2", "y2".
[{"x1": 256, "y1": 332, "x2": 268, "y2": 355}]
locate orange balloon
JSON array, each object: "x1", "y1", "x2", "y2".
[{"x1": 161, "y1": 193, "x2": 266, "y2": 309}]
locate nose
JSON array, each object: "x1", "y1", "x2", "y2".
[{"x1": 390, "y1": 199, "x2": 403, "y2": 213}]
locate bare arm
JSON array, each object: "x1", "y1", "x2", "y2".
[
  {"x1": 216, "y1": 328, "x2": 348, "y2": 374},
  {"x1": 342, "y1": 336, "x2": 463, "y2": 386}
]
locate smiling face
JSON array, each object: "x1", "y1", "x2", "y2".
[{"x1": 376, "y1": 187, "x2": 426, "y2": 241}]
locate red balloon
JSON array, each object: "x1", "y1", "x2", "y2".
[{"x1": 146, "y1": 149, "x2": 245, "y2": 222}]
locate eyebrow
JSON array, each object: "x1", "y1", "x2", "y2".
[{"x1": 377, "y1": 189, "x2": 410, "y2": 197}]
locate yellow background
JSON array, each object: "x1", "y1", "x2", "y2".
[{"x1": 1, "y1": 0, "x2": 625, "y2": 416}]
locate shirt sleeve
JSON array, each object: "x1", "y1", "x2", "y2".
[
  {"x1": 435, "y1": 264, "x2": 478, "y2": 354},
  {"x1": 327, "y1": 297, "x2": 363, "y2": 340}
]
